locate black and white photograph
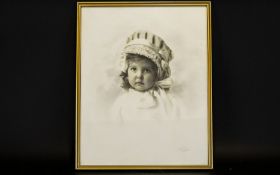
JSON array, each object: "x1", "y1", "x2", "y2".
[
  {"x1": 4, "y1": 0, "x2": 280, "y2": 174},
  {"x1": 76, "y1": 1, "x2": 212, "y2": 169}
]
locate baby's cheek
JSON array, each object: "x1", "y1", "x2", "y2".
[
  {"x1": 146, "y1": 74, "x2": 156, "y2": 84},
  {"x1": 128, "y1": 72, "x2": 136, "y2": 79}
]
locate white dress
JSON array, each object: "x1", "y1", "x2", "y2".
[{"x1": 110, "y1": 87, "x2": 181, "y2": 122}]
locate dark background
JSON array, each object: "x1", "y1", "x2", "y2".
[{"x1": 1, "y1": 0, "x2": 280, "y2": 174}]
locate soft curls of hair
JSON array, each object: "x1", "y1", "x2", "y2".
[{"x1": 120, "y1": 71, "x2": 130, "y2": 90}]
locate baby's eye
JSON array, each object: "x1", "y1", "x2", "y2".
[
  {"x1": 130, "y1": 67, "x2": 137, "y2": 71},
  {"x1": 143, "y1": 69, "x2": 151, "y2": 73}
]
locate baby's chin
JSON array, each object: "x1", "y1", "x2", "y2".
[
  {"x1": 132, "y1": 87, "x2": 147, "y2": 92},
  {"x1": 131, "y1": 85, "x2": 153, "y2": 92}
]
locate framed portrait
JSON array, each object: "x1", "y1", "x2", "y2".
[{"x1": 76, "y1": 1, "x2": 212, "y2": 170}]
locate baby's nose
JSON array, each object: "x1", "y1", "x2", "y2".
[{"x1": 136, "y1": 70, "x2": 143, "y2": 78}]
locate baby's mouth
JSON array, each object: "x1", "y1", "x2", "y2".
[{"x1": 135, "y1": 82, "x2": 144, "y2": 85}]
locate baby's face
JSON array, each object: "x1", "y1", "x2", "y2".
[{"x1": 127, "y1": 56, "x2": 157, "y2": 92}]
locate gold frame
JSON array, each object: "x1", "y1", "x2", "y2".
[{"x1": 76, "y1": 1, "x2": 212, "y2": 170}]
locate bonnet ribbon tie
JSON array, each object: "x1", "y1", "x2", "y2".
[{"x1": 154, "y1": 77, "x2": 173, "y2": 90}]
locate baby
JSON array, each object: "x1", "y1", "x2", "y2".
[{"x1": 111, "y1": 31, "x2": 180, "y2": 121}]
